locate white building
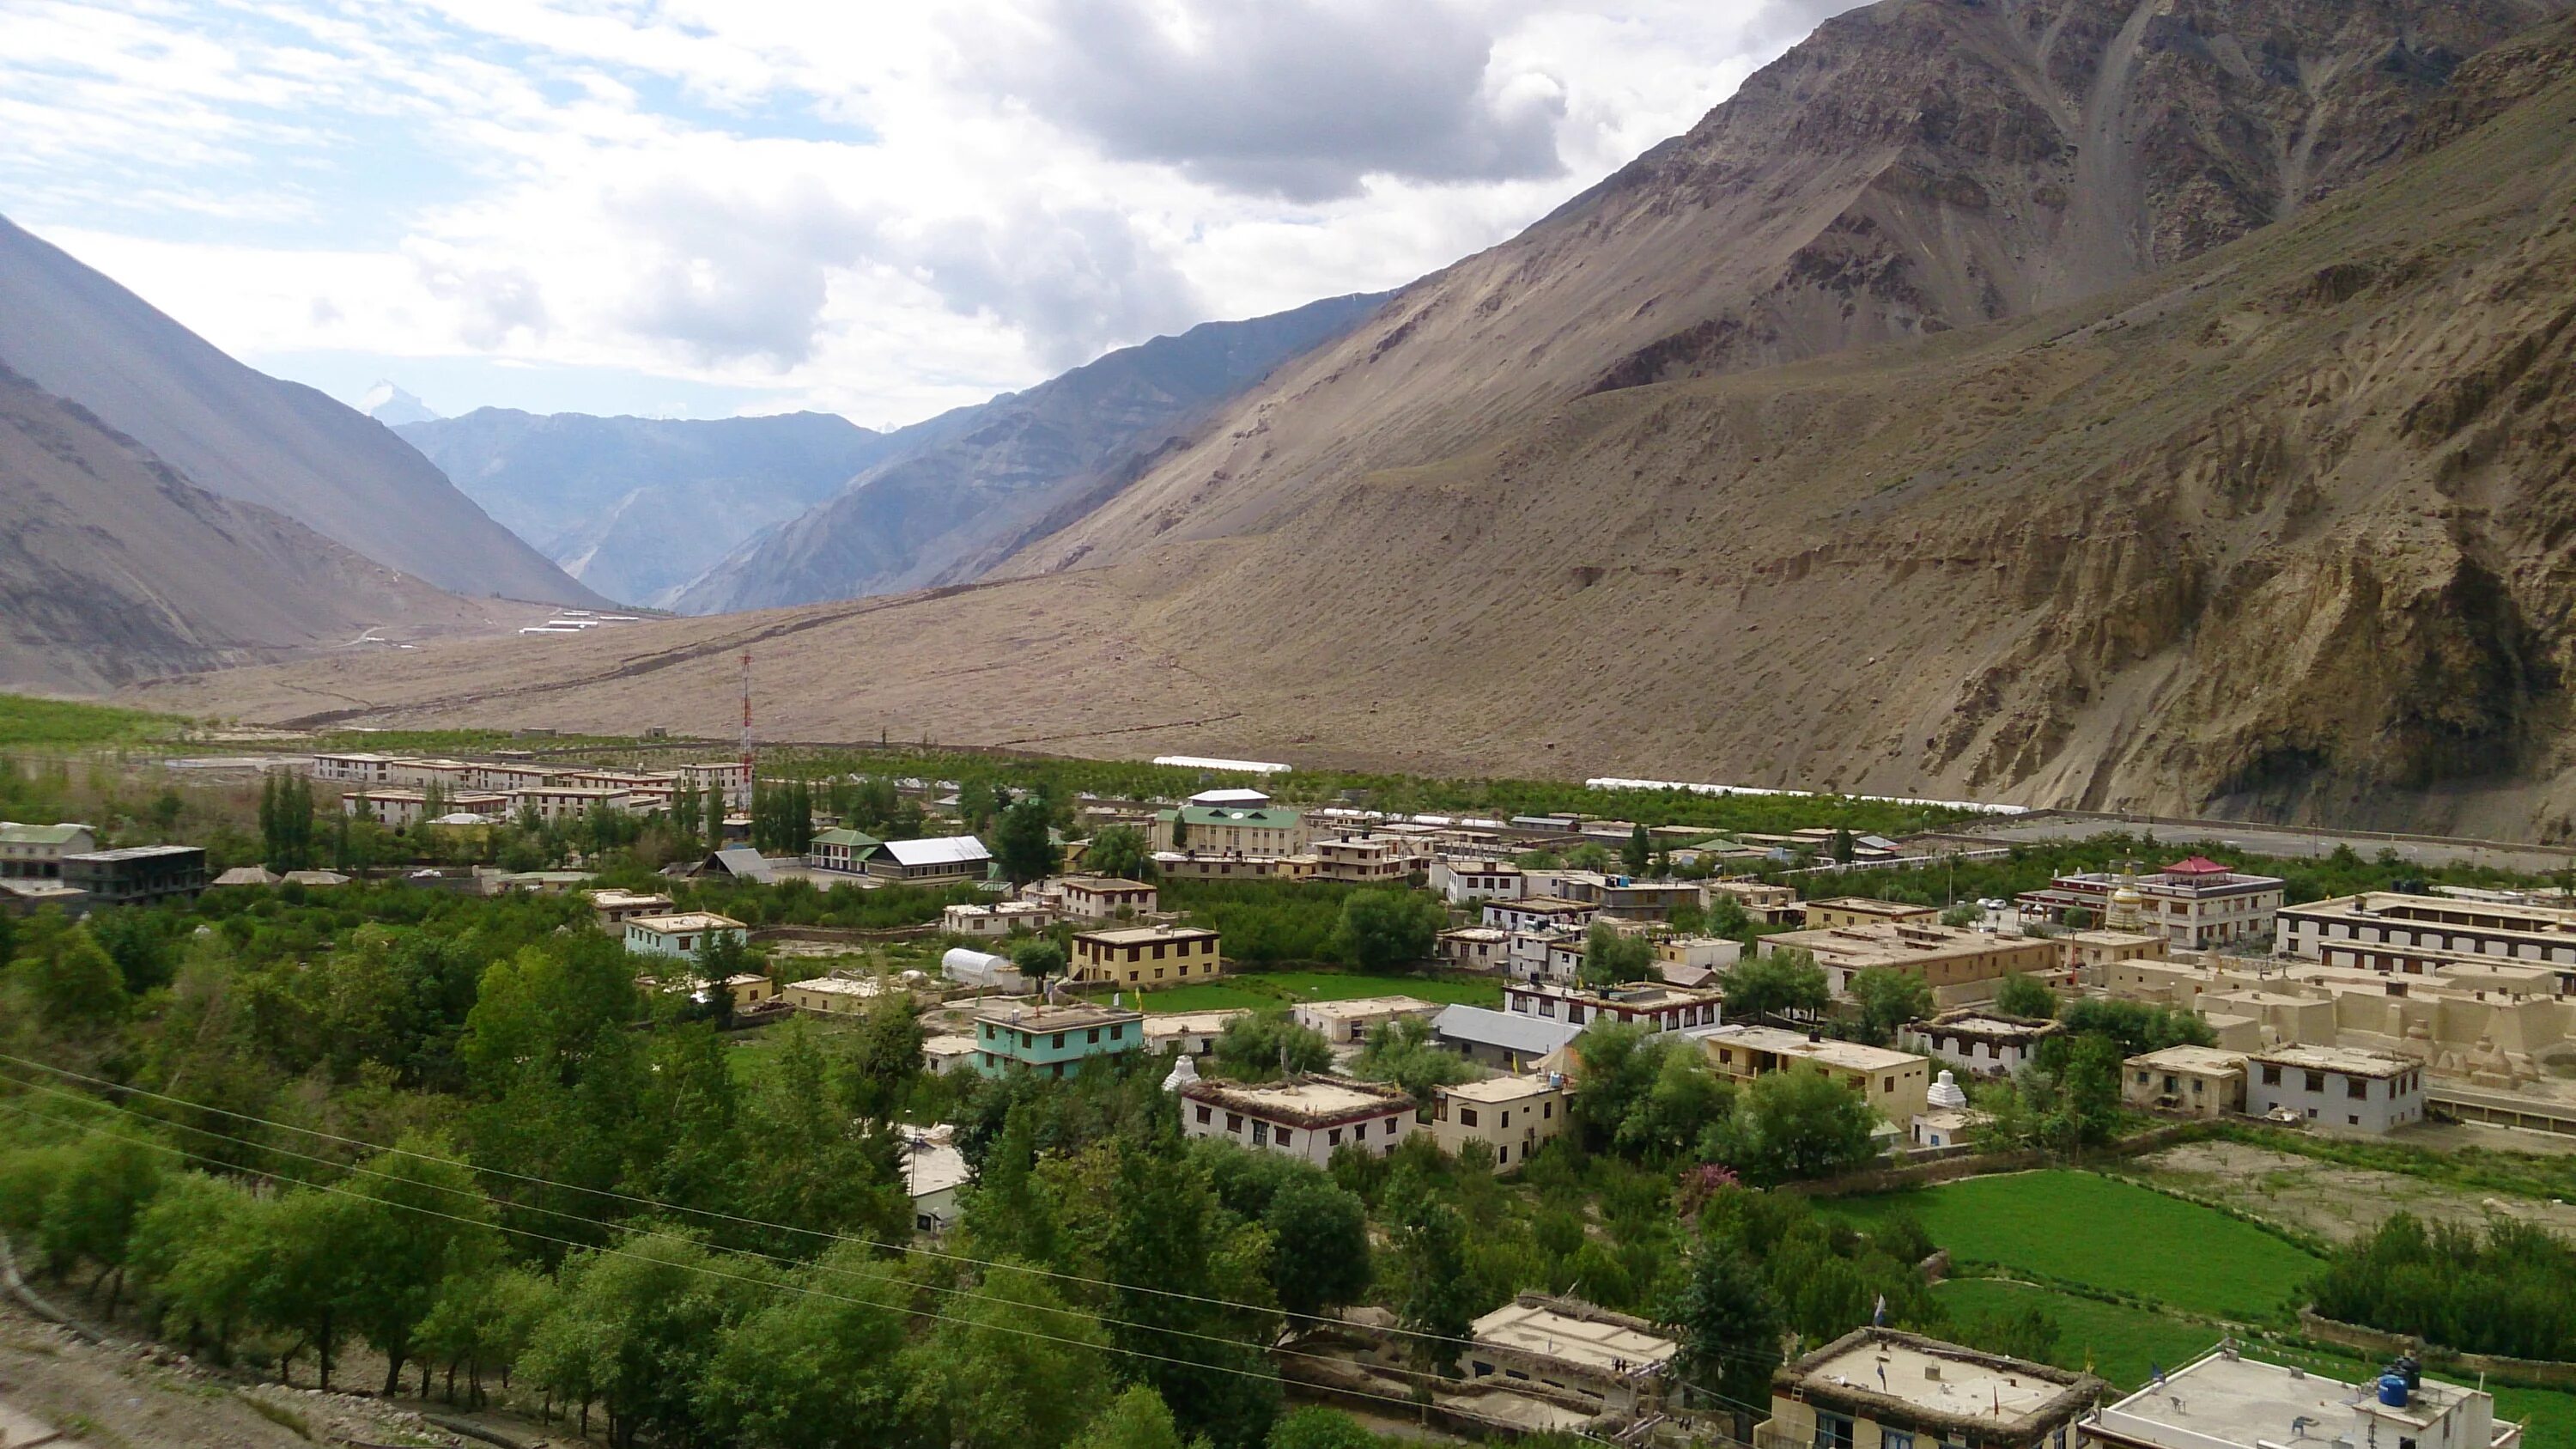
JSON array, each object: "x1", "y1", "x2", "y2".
[
  {"x1": 899, "y1": 1124, "x2": 971, "y2": 1234},
  {"x1": 942, "y1": 901, "x2": 1054, "y2": 938},
  {"x1": 1292, "y1": 995, "x2": 1441, "y2": 1044},
  {"x1": 1177, "y1": 1075, "x2": 1416, "y2": 1164},
  {"x1": 2281, "y1": 892, "x2": 2576, "y2": 983},
  {"x1": 1145, "y1": 1009, "x2": 1248, "y2": 1057},
  {"x1": 1438, "y1": 927, "x2": 1510, "y2": 971},
  {"x1": 677, "y1": 761, "x2": 752, "y2": 812},
  {"x1": 867, "y1": 835, "x2": 993, "y2": 883},
  {"x1": 2082, "y1": 1347, "x2": 2518, "y2": 1449},
  {"x1": 1484, "y1": 896, "x2": 1596, "y2": 934},
  {"x1": 922, "y1": 1034, "x2": 981, "y2": 1075},
  {"x1": 2017, "y1": 856, "x2": 2284, "y2": 950},
  {"x1": 1431, "y1": 1075, "x2": 1567, "y2": 1172},
  {"x1": 1055, "y1": 875, "x2": 1157, "y2": 920},
  {"x1": 1431, "y1": 858, "x2": 1525, "y2": 905},
  {"x1": 2245, "y1": 1044, "x2": 2426, "y2": 1133},
  {"x1": 623, "y1": 911, "x2": 748, "y2": 959},
  {"x1": 1899, "y1": 1009, "x2": 2066, "y2": 1081},
  {"x1": 309, "y1": 752, "x2": 398, "y2": 785},
  {"x1": 342, "y1": 789, "x2": 509, "y2": 830}
]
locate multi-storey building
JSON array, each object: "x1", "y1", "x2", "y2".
[
  {"x1": 1069, "y1": 923, "x2": 1223, "y2": 986},
  {"x1": 1763, "y1": 1330, "x2": 2102, "y2": 1449},
  {"x1": 2017, "y1": 857, "x2": 2284, "y2": 950},
  {"x1": 1430, "y1": 1075, "x2": 1566, "y2": 1172},
  {"x1": 971, "y1": 1001, "x2": 1145, "y2": 1078},
  {"x1": 1693, "y1": 1024, "x2": 1931, "y2": 1125},
  {"x1": 0, "y1": 822, "x2": 96, "y2": 880},
  {"x1": 1502, "y1": 980, "x2": 1724, "y2": 1033},
  {"x1": 1759, "y1": 921, "x2": 2061, "y2": 1006},
  {"x1": 2281, "y1": 892, "x2": 2576, "y2": 984},
  {"x1": 1178, "y1": 1073, "x2": 1415, "y2": 1164},
  {"x1": 60, "y1": 845, "x2": 207, "y2": 907}
]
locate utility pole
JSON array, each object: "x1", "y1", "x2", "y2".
[{"x1": 739, "y1": 649, "x2": 754, "y2": 781}]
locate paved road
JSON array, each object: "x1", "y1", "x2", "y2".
[{"x1": 1945, "y1": 812, "x2": 2576, "y2": 875}]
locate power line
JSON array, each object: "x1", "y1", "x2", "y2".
[
  {"x1": 0, "y1": 1050, "x2": 1789, "y2": 1401},
  {"x1": 0, "y1": 1096, "x2": 1516, "y2": 1434}
]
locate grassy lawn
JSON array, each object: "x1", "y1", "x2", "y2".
[
  {"x1": 1826, "y1": 1171, "x2": 2321, "y2": 1323},
  {"x1": 1133, "y1": 971, "x2": 1501, "y2": 1014},
  {"x1": 0, "y1": 694, "x2": 185, "y2": 749},
  {"x1": 1935, "y1": 1278, "x2": 2224, "y2": 1391},
  {"x1": 1133, "y1": 982, "x2": 1282, "y2": 1012}
]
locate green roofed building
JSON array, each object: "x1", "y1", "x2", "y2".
[
  {"x1": 1152, "y1": 804, "x2": 1306, "y2": 856},
  {"x1": 0, "y1": 822, "x2": 98, "y2": 880},
  {"x1": 805, "y1": 826, "x2": 882, "y2": 875}
]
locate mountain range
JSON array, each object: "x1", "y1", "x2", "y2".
[{"x1": 98, "y1": 0, "x2": 2576, "y2": 835}]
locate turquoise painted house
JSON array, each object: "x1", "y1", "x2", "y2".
[{"x1": 972, "y1": 1000, "x2": 1146, "y2": 1078}]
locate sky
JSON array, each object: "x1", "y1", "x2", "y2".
[{"x1": 0, "y1": 0, "x2": 1861, "y2": 429}]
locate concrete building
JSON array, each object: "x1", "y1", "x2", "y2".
[
  {"x1": 623, "y1": 911, "x2": 748, "y2": 959},
  {"x1": 2018, "y1": 857, "x2": 2284, "y2": 950},
  {"x1": 866, "y1": 836, "x2": 992, "y2": 883},
  {"x1": 1760, "y1": 922, "x2": 2062, "y2": 1007},
  {"x1": 1070, "y1": 923, "x2": 1223, "y2": 986},
  {"x1": 1598, "y1": 881, "x2": 1704, "y2": 922},
  {"x1": 1656, "y1": 935, "x2": 1745, "y2": 972},
  {"x1": 1431, "y1": 1004, "x2": 1583, "y2": 1071},
  {"x1": 2281, "y1": 892, "x2": 2576, "y2": 983},
  {"x1": 1694, "y1": 1024, "x2": 1932, "y2": 1124},
  {"x1": 1484, "y1": 896, "x2": 1597, "y2": 934},
  {"x1": 1804, "y1": 897, "x2": 1940, "y2": 929},
  {"x1": 2062, "y1": 930, "x2": 2167, "y2": 986},
  {"x1": 2123, "y1": 1046, "x2": 2248, "y2": 1119},
  {"x1": 1154, "y1": 850, "x2": 1295, "y2": 882},
  {"x1": 1056, "y1": 875, "x2": 1157, "y2": 920},
  {"x1": 1145, "y1": 1010, "x2": 1248, "y2": 1058},
  {"x1": 1156, "y1": 802, "x2": 1306, "y2": 855},
  {"x1": 60, "y1": 845, "x2": 205, "y2": 907},
  {"x1": 1900, "y1": 1010, "x2": 2065, "y2": 1081},
  {"x1": 1438, "y1": 926, "x2": 1510, "y2": 971},
  {"x1": 1, "y1": 880, "x2": 88, "y2": 916},
  {"x1": 805, "y1": 827, "x2": 880, "y2": 875},
  {"x1": 341, "y1": 789, "x2": 507, "y2": 829},
  {"x1": 1708, "y1": 878, "x2": 1804, "y2": 925},
  {"x1": 513, "y1": 786, "x2": 645, "y2": 826},
  {"x1": 1309, "y1": 837, "x2": 1415, "y2": 884},
  {"x1": 922, "y1": 1034, "x2": 981, "y2": 1075},
  {"x1": 1432, "y1": 859, "x2": 1525, "y2": 904},
  {"x1": 2245, "y1": 1044, "x2": 2425, "y2": 1132},
  {"x1": 899, "y1": 1123, "x2": 970, "y2": 1234},
  {"x1": 1462, "y1": 1295, "x2": 1677, "y2": 1416},
  {"x1": 1178, "y1": 1074, "x2": 1415, "y2": 1163},
  {"x1": 676, "y1": 761, "x2": 752, "y2": 812},
  {"x1": 1503, "y1": 980, "x2": 1725, "y2": 1033},
  {"x1": 1294, "y1": 995, "x2": 1440, "y2": 1044},
  {"x1": 2081, "y1": 1347, "x2": 2518, "y2": 1449},
  {"x1": 1764, "y1": 1330, "x2": 2103, "y2": 1449},
  {"x1": 587, "y1": 888, "x2": 674, "y2": 930},
  {"x1": 972, "y1": 1000, "x2": 1145, "y2": 1077},
  {"x1": 0, "y1": 822, "x2": 96, "y2": 880},
  {"x1": 1431, "y1": 1075, "x2": 1567, "y2": 1171},
  {"x1": 942, "y1": 901, "x2": 1054, "y2": 939},
  {"x1": 309, "y1": 752, "x2": 398, "y2": 785},
  {"x1": 785, "y1": 975, "x2": 908, "y2": 1014}
]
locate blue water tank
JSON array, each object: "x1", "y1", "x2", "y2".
[{"x1": 2379, "y1": 1375, "x2": 2410, "y2": 1408}]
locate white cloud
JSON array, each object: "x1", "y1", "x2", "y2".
[{"x1": 0, "y1": 0, "x2": 1865, "y2": 423}]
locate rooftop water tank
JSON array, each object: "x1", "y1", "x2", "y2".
[{"x1": 2378, "y1": 1376, "x2": 2409, "y2": 1409}]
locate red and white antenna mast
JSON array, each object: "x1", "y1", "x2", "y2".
[{"x1": 739, "y1": 648, "x2": 754, "y2": 780}]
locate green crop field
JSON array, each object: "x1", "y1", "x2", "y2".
[
  {"x1": 0, "y1": 694, "x2": 185, "y2": 749},
  {"x1": 1134, "y1": 970, "x2": 1502, "y2": 1014},
  {"x1": 1935, "y1": 1278, "x2": 2223, "y2": 1391},
  {"x1": 1826, "y1": 1171, "x2": 2322, "y2": 1322},
  {"x1": 1131, "y1": 982, "x2": 1281, "y2": 1012}
]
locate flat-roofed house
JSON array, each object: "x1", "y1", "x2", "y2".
[
  {"x1": 1503, "y1": 981, "x2": 1725, "y2": 1034},
  {"x1": 1309, "y1": 837, "x2": 1414, "y2": 884},
  {"x1": 343, "y1": 789, "x2": 509, "y2": 829},
  {"x1": 1070, "y1": 923, "x2": 1222, "y2": 986},
  {"x1": 677, "y1": 761, "x2": 752, "y2": 812},
  {"x1": 1763, "y1": 1329, "x2": 2103, "y2": 1449},
  {"x1": 588, "y1": 888, "x2": 674, "y2": 931},
  {"x1": 1461, "y1": 1295, "x2": 1678, "y2": 1416},
  {"x1": 1900, "y1": 1010, "x2": 2065, "y2": 1081},
  {"x1": 2062, "y1": 930, "x2": 2167, "y2": 985},
  {"x1": 310, "y1": 752, "x2": 397, "y2": 785},
  {"x1": 866, "y1": 835, "x2": 991, "y2": 883},
  {"x1": 2245, "y1": 1044, "x2": 2425, "y2": 1132},
  {"x1": 942, "y1": 901, "x2": 1054, "y2": 938},
  {"x1": 973, "y1": 1000, "x2": 1145, "y2": 1077},
  {"x1": 2019, "y1": 857, "x2": 2284, "y2": 950},
  {"x1": 1693, "y1": 1024, "x2": 1932, "y2": 1124},
  {"x1": 1145, "y1": 1010, "x2": 1248, "y2": 1057},
  {"x1": 2280, "y1": 891, "x2": 2576, "y2": 989},
  {"x1": 61, "y1": 845, "x2": 205, "y2": 907},
  {"x1": 1431, "y1": 1075, "x2": 1567, "y2": 1172},
  {"x1": 899, "y1": 1123, "x2": 970, "y2": 1234},
  {"x1": 1293, "y1": 995, "x2": 1439, "y2": 1044},
  {"x1": 2081, "y1": 1346, "x2": 2518, "y2": 1449},
  {"x1": 1056, "y1": 875, "x2": 1157, "y2": 920},
  {"x1": 1803, "y1": 897, "x2": 1939, "y2": 929},
  {"x1": 2122, "y1": 1046, "x2": 2247, "y2": 1119},
  {"x1": 787, "y1": 974, "x2": 908, "y2": 1015},
  {"x1": 0, "y1": 822, "x2": 96, "y2": 880},
  {"x1": 1484, "y1": 896, "x2": 1597, "y2": 933},
  {"x1": 623, "y1": 911, "x2": 746, "y2": 958},
  {"x1": 1438, "y1": 926, "x2": 1509, "y2": 971},
  {"x1": 1178, "y1": 1074, "x2": 1415, "y2": 1164},
  {"x1": 512, "y1": 786, "x2": 646, "y2": 825},
  {"x1": 1760, "y1": 922, "x2": 2062, "y2": 1006},
  {"x1": 1433, "y1": 859, "x2": 1524, "y2": 904}
]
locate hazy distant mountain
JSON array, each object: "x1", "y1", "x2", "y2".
[
  {"x1": 394, "y1": 410, "x2": 893, "y2": 607},
  {"x1": 0, "y1": 216, "x2": 600, "y2": 606},
  {"x1": 671, "y1": 292, "x2": 1388, "y2": 614},
  {"x1": 0, "y1": 364, "x2": 510, "y2": 691},
  {"x1": 361, "y1": 380, "x2": 438, "y2": 425}
]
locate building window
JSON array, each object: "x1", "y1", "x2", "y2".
[
  {"x1": 1882, "y1": 1432, "x2": 1915, "y2": 1449},
  {"x1": 1194, "y1": 1105, "x2": 1212, "y2": 1124},
  {"x1": 1814, "y1": 1413, "x2": 1856, "y2": 1449},
  {"x1": 1088, "y1": 1028, "x2": 1102, "y2": 1044},
  {"x1": 1276, "y1": 1129, "x2": 1292, "y2": 1148},
  {"x1": 2262, "y1": 1064, "x2": 2282, "y2": 1087},
  {"x1": 2348, "y1": 1077, "x2": 2369, "y2": 1099},
  {"x1": 1328, "y1": 1129, "x2": 1342, "y2": 1145},
  {"x1": 1460, "y1": 1107, "x2": 1479, "y2": 1128},
  {"x1": 1226, "y1": 1113, "x2": 1243, "y2": 1133},
  {"x1": 2305, "y1": 1071, "x2": 2326, "y2": 1093}
]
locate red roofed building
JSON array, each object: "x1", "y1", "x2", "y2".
[{"x1": 2015, "y1": 857, "x2": 2284, "y2": 950}]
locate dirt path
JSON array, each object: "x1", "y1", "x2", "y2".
[{"x1": 2129, "y1": 1139, "x2": 2576, "y2": 1244}]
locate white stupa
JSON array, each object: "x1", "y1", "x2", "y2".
[
  {"x1": 1926, "y1": 1068, "x2": 1969, "y2": 1111},
  {"x1": 1162, "y1": 1053, "x2": 1200, "y2": 1093}
]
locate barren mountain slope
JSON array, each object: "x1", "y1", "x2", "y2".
[
  {"x1": 0, "y1": 368, "x2": 519, "y2": 692},
  {"x1": 1003, "y1": 0, "x2": 2563, "y2": 576},
  {"x1": 672, "y1": 292, "x2": 1387, "y2": 614},
  {"x1": 0, "y1": 217, "x2": 602, "y2": 606},
  {"x1": 128, "y1": 19, "x2": 2576, "y2": 838}
]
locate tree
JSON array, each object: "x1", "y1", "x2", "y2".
[
  {"x1": 1263, "y1": 1176, "x2": 1372, "y2": 1322},
  {"x1": 249, "y1": 1187, "x2": 372, "y2": 1389},
  {"x1": 1846, "y1": 966, "x2": 1934, "y2": 1045},
  {"x1": 1831, "y1": 827, "x2": 1856, "y2": 865},
  {"x1": 1579, "y1": 922, "x2": 1656, "y2": 989},
  {"x1": 1623, "y1": 824, "x2": 1652, "y2": 879},
  {"x1": 1350, "y1": 1017, "x2": 1474, "y2": 1107},
  {"x1": 699, "y1": 1244, "x2": 915, "y2": 1449},
  {"x1": 14, "y1": 916, "x2": 130, "y2": 1028},
  {"x1": 2057, "y1": 997, "x2": 2214, "y2": 1054},
  {"x1": 1661, "y1": 1242, "x2": 1783, "y2": 1420},
  {"x1": 1213, "y1": 1012, "x2": 1332, "y2": 1081},
  {"x1": 1716, "y1": 1065, "x2": 1879, "y2": 1185},
  {"x1": 1267, "y1": 1409, "x2": 1380, "y2": 1449},
  {"x1": 1568, "y1": 843, "x2": 1613, "y2": 873},
  {"x1": 1992, "y1": 972, "x2": 2058, "y2": 1020},
  {"x1": 1722, "y1": 950, "x2": 1829, "y2": 1023},
  {"x1": 1335, "y1": 889, "x2": 1443, "y2": 971},
  {"x1": 1085, "y1": 825, "x2": 1156, "y2": 885},
  {"x1": 1704, "y1": 894, "x2": 1751, "y2": 941},
  {"x1": 1383, "y1": 1172, "x2": 1478, "y2": 1372},
  {"x1": 1073, "y1": 1385, "x2": 1190, "y2": 1449},
  {"x1": 32, "y1": 1121, "x2": 165, "y2": 1310},
  {"x1": 1170, "y1": 811, "x2": 1189, "y2": 849},
  {"x1": 1615, "y1": 1045, "x2": 1733, "y2": 1163},
  {"x1": 908, "y1": 1264, "x2": 1111, "y2": 1449},
  {"x1": 1940, "y1": 902, "x2": 1982, "y2": 928},
  {"x1": 993, "y1": 796, "x2": 1062, "y2": 885},
  {"x1": 1012, "y1": 936, "x2": 1067, "y2": 980},
  {"x1": 340, "y1": 1138, "x2": 503, "y2": 1395}
]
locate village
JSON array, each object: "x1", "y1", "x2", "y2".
[{"x1": 3, "y1": 738, "x2": 2573, "y2": 1449}]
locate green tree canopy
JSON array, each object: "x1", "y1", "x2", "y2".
[
  {"x1": 1845, "y1": 966, "x2": 1934, "y2": 1045},
  {"x1": 1715, "y1": 1064, "x2": 1879, "y2": 1185},
  {"x1": 993, "y1": 796, "x2": 1064, "y2": 885},
  {"x1": 1212, "y1": 1011, "x2": 1333, "y2": 1081},
  {"x1": 1084, "y1": 825, "x2": 1157, "y2": 885},
  {"x1": 1334, "y1": 889, "x2": 1443, "y2": 972},
  {"x1": 1722, "y1": 949, "x2": 1829, "y2": 1023},
  {"x1": 1991, "y1": 971, "x2": 2058, "y2": 1020},
  {"x1": 1579, "y1": 922, "x2": 1656, "y2": 989}
]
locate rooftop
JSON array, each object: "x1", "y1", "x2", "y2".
[
  {"x1": 1692, "y1": 1024, "x2": 1926, "y2": 1074},
  {"x1": 923, "y1": 1033, "x2": 979, "y2": 1057},
  {"x1": 1433, "y1": 1004, "x2": 1583, "y2": 1055},
  {"x1": 1077, "y1": 923, "x2": 1219, "y2": 945},
  {"x1": 1298, "y1": 995, "x2": 1437, "y2": 1020},
  {"x1": 882, "y1": 835, "x2": 991, "y2": 867},
  {"x1": 1470, "y1": 1296, "x2": 1676, "y2": 1378},
  {"x1": 1807, "y1": 897, "x2": 1936, "y2": 915},
  {"x1": 1783, "y1": 1329, "x2": 2100, "y2": 1435},
  {"x1": 788, "y1": 975, "x2": 901, "y2": 997},
  {"x1": 1503, "y1": 895, "x2": 1595, "y2": 913},
  {"x1": 629, "y1": 912, "x2": 747, "y2": 933},
  {"x1": 1144, "y1": 1010, "x2": 1251, "y2": 1034},
  {"x1": 1180, "y1": 1073, "x2": 1414, "y2": 1126},
  {"x1": 1169, "y1": 804, "x2": 1303, "y2": 827},
  {"x1": 1439, "y1": 1075, "x2": 1560, "y2": 1105},
  {"x1": 1913, "y1": 1010, "x2": 2063, "y2": 1041},
  {"x1": 2246, "y1": 1043, "x2": 2419, "y2": 1079},
  {"x1": 0, "y1": 823, "x2": 92, "y2": 846},
  {"x1": 63, "y1": 845, "x2": 203, "y2": 862},
  {"x1": 1060, "y1": 874, "x2": 1154, "y2": 892},
  {"x1": 2090, "y1": 1350, "x2": 2513, "y2": 1449},
  {"x1": 1763, "y1": 922, "x2": 2044, "y2": 967},
  {"x1": 2127, "y1": 1045, "x2": 2249, "y2": 1075},
  {"x1": 900, "y1": 1124, "x2": 972, "y2": 1199},
  {"x1": 975, "y1": 1000, "x2": 1145, "y2": 1032}
]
